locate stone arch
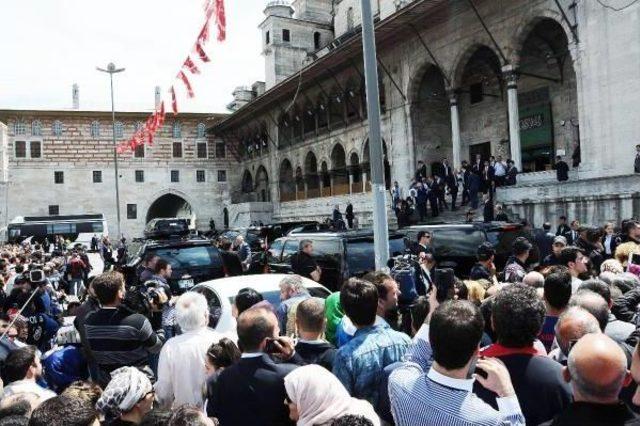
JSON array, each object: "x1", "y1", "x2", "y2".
[
  {"x1": 450, "y1": 41, "x2": 506, "y2": 90},
  {"x1": 330, "y1": 143, "x2": 349, "y2": 194},
  {"x1": 146, "y1": 191, "x2": 194, "y2": 224},
  {"x1": 410, "y1": 64, "x2": 452, "y2": 172},
  {"x1": 407, "y1": 59, "x2": 440, "y2": 108},
  {"x1": 255, "y1": 165, "x2": 270, "y2": 202},
  {"x1": 241, "y1": 169, "x2": 253, "y2": 193},
  {"x1": 510, "y1": 10, "x2": 576, "y2": 67},
  {"x1": 304, "y1": 151, "x2": 320, "y2": 196},
  {"x1": 279, "y1": 158, "x2": 295, "y2": 202}
]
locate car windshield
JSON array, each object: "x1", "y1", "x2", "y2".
[
  {"x1": 148, "y1": 245, "x2": 222, "y2": 269},
  {"x1": 346, "y1": 236, "x2": 405, "y2": 274}
]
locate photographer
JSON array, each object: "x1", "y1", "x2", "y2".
[{"x1": 83, "y1": 271, "x2": 165, "y2": 387}]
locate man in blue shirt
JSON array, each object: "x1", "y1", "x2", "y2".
[
  {"x1": 332, "y1": 278, "x2": 411, "y2": 407},
  {"x1": 389, "y1": 299, "x2": 525, "y2": 426}
]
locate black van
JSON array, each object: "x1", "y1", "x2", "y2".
[
  {"x1": 266, "y1": 230, "x2": 407, "y2": 291},
  {"x1": 400, "y1": 222, "x2": 537, "y2": 277}
]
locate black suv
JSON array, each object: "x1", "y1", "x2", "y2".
[
  {"x1": 124, "y1": 235, "x2": 224, "y2": 293},
  {"x1": 266, "y1": 230, "x2": 407, "y2": 291},
  {"x1": 400, "y1": 222, "x2": 537, "y2": 277}
]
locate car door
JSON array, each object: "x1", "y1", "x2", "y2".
[{"x1": 271, "y1": 238, "x2": 299, "y2": 273}]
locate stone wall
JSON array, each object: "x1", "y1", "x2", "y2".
[
  {"x1": 498, "y1": 173, "x2": 640, "y2": 227},
  {"x1": 0, "y1": 112, "x2": 234, "y2": 238}
]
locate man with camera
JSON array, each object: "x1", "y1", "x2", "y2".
[{"x1": 83, "y1": 271, "x2": 165, "y2": 387}]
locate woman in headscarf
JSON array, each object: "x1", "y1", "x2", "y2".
[
  {"x1": 96, "y1": 367, "x2": 154, "y2": 425},
  {"x1": 284, "y1": 364, "x2": 380, "y2": 426}
]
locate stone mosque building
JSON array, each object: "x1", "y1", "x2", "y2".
[{"x1": 1, "y1": 0, "x2": 640, "y2": 237}]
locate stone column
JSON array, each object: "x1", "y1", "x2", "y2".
[
  {"x1": 304, "y1": 180, "x2": 308, "y2": 199},
  {"x1": 448, "y1": 91, "x2": 462, "y2": 168},
  {"x1": 362, "y1": 171, "x2": 368, "y2": 193},
  {"x1": 503, "y1": 65, "x2": 522, "y2": 171},
  {"x1": 348, "y1": 172, "x2": 354, "y2": 194},
  {"x1": 319, "y1": 178, "x2": 324, "y2": 197}
]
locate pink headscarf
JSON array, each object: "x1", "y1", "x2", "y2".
[{"x1": 284, "y1": 365, "x2": 380, "y2": 426}]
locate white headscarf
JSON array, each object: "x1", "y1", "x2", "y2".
[
  {"x1": 96, "y1": 367, "x2": 153, "y2": 420},
  {"x1": 284, "y1": 365, "x2": 380, "y2": 426}
]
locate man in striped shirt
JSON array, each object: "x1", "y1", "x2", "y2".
[
  {"x1": 389, "y1": 300, "x2": 525, "y2": 426},
  {"x1": 84, "y1": 271, "x2": 165, "y2": 387}
]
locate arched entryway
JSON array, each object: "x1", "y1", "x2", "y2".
[
  {"x1": 517, "y1": 18, "x2": 578, "y2": 172},
  {"x1": 330, "y1": 144, "x2": 349, "y2": 195},
  {"x1": 146, "y1": 193, "x2": 194, "y2": 224},
  {"x1": 241, "y1": 170, "x2": 253, "y2": 193},
  {"x1": 255, "y1": 166, "x2": 270, "y2": 202},
  {"x1": 305, "y1": 152, "x2": 320, "y2": 198},
  {"x1": 223, "y1": 207, "x2": 229, "y2": 229},
  {"x1": 279, "y1": 159, "x2": 295, "y2": 202},
  {"x1": 411, "y1": 65, "x2": 452, "y2": 173}
]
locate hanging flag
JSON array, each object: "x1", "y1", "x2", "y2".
[
  {"x1": 198, "y1": 21, "x2": 210, "y2": 44},
  {"x1": 158, "y1": 101, "x2": 166, "y2": 126},
  {"x1": 215, "y1": 0, "x2": 226, "y2": 41},
  {"x1": 195, "y1": 42, "x2": 211, "y2": 62},
  {"x1": 183, "y1": 56, "x2": 201, "y2": 74},
  {"x1": 170, "y1": 86, "x2": 178, "y2": 115},
  {"x1": 177, "y1": 70, "x2": 195, "y2": 98}
]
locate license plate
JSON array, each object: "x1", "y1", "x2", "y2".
[{"x1": 178, "y1": 278, "x2": 194, "y2": 289}]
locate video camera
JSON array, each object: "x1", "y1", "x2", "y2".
[{"x1": 119, "y1": 280, "x2": 170, "y2": 317}]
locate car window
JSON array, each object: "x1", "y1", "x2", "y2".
[
  {"x1": 308, "y1": 287, "x2": 332, "y2": 299},
  {"x1": 432, "y1": 228, "x2": 485, "y2": 257},
  {"x1": 308, "y1": 240, "x2": 342, "y2": 257},
  {"x1": 346, "y1": 237, "x2": 404, "y2": 274},
  {"x1": 389, "y1": 236, "x2": 406, "y2": 257},
  {"x1": 282, "y1": 240, "x2": 299, "y2": 263},
  {"x1": 268, "y1": 239, "x2": 284, "y2": 262},
  {"x1": 228, "y1": 288, "x2": 331, "y2": 311},
  {"x1": 192, "y1": 286, "x2": 222, "y2": 328},
  {"x1": 126, "y1": 240, "x2": 144, "y2": 264},
  {"x1": 149, "y1": 245, "x2": 223, "y2": 269}
]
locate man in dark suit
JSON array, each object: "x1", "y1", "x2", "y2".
[
  {"x1": 472, "y1": 154, "x2": 484, "y2": 175},
  {"x1": 415, "y1": 160, "x2": 427, "y2": 181},
  {"x1": 555, "y1": 156, "x2": 569, "y2": 181},
  {"x1": 505, "y1": 160, "x2": 518, "y2": 186},
  {"x1": 210, "y1": 307, "x2": 299, "y2": 425},
  {"x1": 566, "y1": 220, "x2": 581, "y2": 245},
  {"x1": 461, "y1": 163, "x2": 471, "y2": 205},
  {"x1": 556, "y1": 216, "x2": 570, "y2": 237}
]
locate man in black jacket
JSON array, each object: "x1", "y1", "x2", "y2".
[
  {"x1": 475, "y1": 284, "x2": 572, "y2": 425},
  {"x1": 293, "y1": 298, "x2": 336, "y2": 371},
  {"x1": 219, "y1": 239, "x2": 244, "y2": 277},
  {"x1": 211, "y1": 307, "x2": 299, "y2": 425}
]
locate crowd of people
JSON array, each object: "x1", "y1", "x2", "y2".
[
  {"x1": 391, "y1": 155, "x2": 519, "y2": 227},
  {"x1": 0, "y1": 216, "x2": 640, "y2": 425}
]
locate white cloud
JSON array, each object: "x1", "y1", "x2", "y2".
[{"x1": 0, "y1": 0, "x2": 265, "y2": 113}]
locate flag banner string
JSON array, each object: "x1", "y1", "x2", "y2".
[{"x1": 116, "y1": 0, "x2": 226, "y2": 153}]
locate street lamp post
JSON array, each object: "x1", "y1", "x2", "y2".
[{"x1": 97, "y1": 63, "x2": 125, "y2": 239}]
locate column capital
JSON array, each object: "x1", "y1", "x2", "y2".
[
  {"x1": 501, "y1": 64, "x2": 518, "y2": 87},
  {"x1": 446, "y1": 88, "x2": 459, "y2": 105}
]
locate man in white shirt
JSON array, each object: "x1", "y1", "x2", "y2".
[
  {"x1": 1, "y1": 345, "x2": 55, "y2": 401},
  {"x1": 493, "y1": 155, "x2": 507, "y2": 186},
  {"x1": 155, "y1": 292, "x2": 224, "y2": 409}
]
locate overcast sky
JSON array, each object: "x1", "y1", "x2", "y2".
[{"x1": 0, "y1": 0, "x2": 265, "y2": 113}]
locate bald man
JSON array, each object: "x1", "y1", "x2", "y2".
[
  {"x1": 571, "y1": 289, "x2": 634, "y2": 345},
  {"x1": 541, "y1": 334, "x2": 638, "y2": 425},
  {"x1": 549, "y1": 306, "x2": 601, "y2": 364}
]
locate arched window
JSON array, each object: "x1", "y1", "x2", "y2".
[
  {"x1": 278, "y1": 114, "x2": 291, "y2": 148},
  {"x1": 172, "y1": 122, "x2": 182, "y2": 139},
  {"x1": 31, "y1": 120, "x2": 42, "y2": 136},
  {"x1": 14, "y1": 121, "x2": 26, "y2": 135},
  {"x1": 197, "y1": 123, "x2": 206, "y2": 139},
  {"x1": 52, "y1": 120, "x2": 63, "y2": 137},
  {"x1": 90, "y1": 121, "x2": 100, "y2": 138},
  {"x1": 114, "y1": 121, "x2": 124, "y2": 139}
]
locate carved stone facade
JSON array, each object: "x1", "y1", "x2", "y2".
[{"x1": 217, "y1": 0, "x2": 639, "y2": 227}]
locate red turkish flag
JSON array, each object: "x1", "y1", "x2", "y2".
[
  {"x1": 183, "y1": 56, "x2": 201, "y2": 75},
  {"x1": 170, "y1": 87, "x2": 178, "y2": 115},
  {"x1": 195, "y1": 42, "x2": 211, "y2": 62},
  {"x1": 177, "y1": 70, "x2": 195, "y2": 98},
  {"x1": 158, "y1": 101, "x2": 166, "y2": 126},
  {"x1": 215, "y1": 0, "x2": 226, "y2": 41}
]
